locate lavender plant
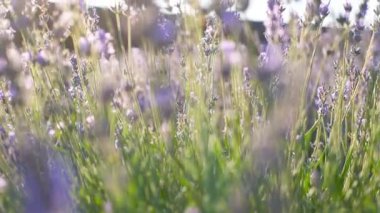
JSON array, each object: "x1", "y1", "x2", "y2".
[{"x1": 0, "y1": 0, "x2": 379, "y2": 212}]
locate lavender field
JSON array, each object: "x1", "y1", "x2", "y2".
[{"x1": 0, "y1": 0, "x2": 380, "y2": 212}]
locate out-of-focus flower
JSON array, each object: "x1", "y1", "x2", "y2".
[
  {"x1": 36, "y1": 50, "x2": 49, "y2": 67},
  {"x1": 90, "y1": 29, "x2": 115, "y2": 59},
  {"x1": 264, "y1": 0, "x2": 289, "y2": 50},
  {"x1": 218, "y1": 40, "x2": 244, "y2": 80},
  {"x1": 86, "y1": 115, "x2": 95, "y2": 127},
  {"x1": 21, "y1": 52, "x2": 32, "y2": 63},
  {"x1": 0, "y1": 19, "x2": 15, "y2": 43},
  {"x1": 101, "y1": 84, "x2": 115, "y2": 104},
  {"x1": 154, "y1": 86, "x2": 175, "y2": 119},
  {"x1": 201, "y1": 13, "x2": 218, "y2": 56},
  {"x1": 126, "y1": 108, "x2": 137, "y2": 122},
  {"x1": 315, "y1": 85, "x2": 330, "y2": 116},
  {"x1": 137, "y1": 91, "x2": 150, "y2": 113},
  {"x1": 319, "y1": 3, "x2": 329, "y2": 17},
  {"x1": 149, "y1": 17, "x2": 177, "y2": 47},
  {"x1": 53, "y1": 11, "x2": 74, "y2": 39},
  {"x1": 12, "y1": 15, "x2": 31, "y2": 30},
  {"x1": 337, "y1": 15, "x2": 349, "y2": 26},
  {"x1": 18, "y1": 139, "x2": 75, "y2": 213},
  {"x1": 357, "y1": 1, "x2": 369, "y2": 19},
  {"x1": 0, "y1": 57, "x2": 7, "y2": 74},
  {"x1": 79, "y1": 37, "x2": 91, "y2": 56},
  {"x1": 220, "y1": 11, "x2": 241, "y2": 36},
  {"x1": 6, "y1": 47, "x2": 23, "y2": 71},
  {"x1": 220, "y1": 40, "x2": 242, "y2": 65},
  {"x1": 344, "y1": 2, "x2": 352, "y2": 13},
  {"x1": 257, "y1": 43, "x2": 284, "y2": 80}
]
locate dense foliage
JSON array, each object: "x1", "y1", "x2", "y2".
[{"x1": 0, "y1": 0, "x2": 379, "y2": 212}]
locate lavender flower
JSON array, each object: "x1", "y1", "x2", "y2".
[
  {"x1": 36, "y1": 50, "x2": 49, "y2": 67},
  {"x1": 137, "y1": 91, "x2": 150, "y2": 113},
  {"x1": 343, "y1": 2, "x2": 352, "y2": 13},
  {"x1": 94, "y1": 29, "x2": 115, "y2": 59},
  {"x1": 201, "y1": 14, "x2": 218, "y2": 56},
  {"x1": 0, "y1": 19, "x2": 15, "y2": 43},
  {"x1": 264, "y1": 0, "x2": 289, "y2": 50},
  {"x1": 357, "y1": 1, "x2": 369, "y2": 19},
  {"x1": 150, "y1": 17, "x2": 177, "y2": 47},
  {"x1": 154, "y1": 86, "x2": 175, "y2": 119},
  {"x1": 219, "y1": 40, "x2": 244, "y2": 80},
  {"x1": 79, "y1": 37, "x2": 91, "y2": 56},
  {"x1": 315, "y1": 85, "x2": 330, "y2": 116},
  {"x1": 257, "y1": 43, "x2": 284, "y2": 80},
  {"x1": 12, "y1": 15, "x2": 30, "y2": 30},
  {"x1": 319, "y1": 3, "x2": 329, "y2": 17},
  {"x1": 220, "y1": 11, "x2": 241, "y2": 36},
  {"x1": 19, "y1": 141, "x2": 75, "y2": 213}
]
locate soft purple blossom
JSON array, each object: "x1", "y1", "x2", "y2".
[
  {"x1": 220, "y1": 11, "x2": 242, "y2": 35},
  {"x1": 319, "y1": 4, "x2": 329, "y2": 17},
  {"x1": 79, "y1": 37, "x2": 91, "y2": 56},
  {"x1": 155, "y1": 86, "x2": 175, "y2": 119},
  {"x1": 36, "y1": 50, "x2": 49, "y2": 66},
  {"x1": 137, "y1": 91, "x2": 150, "y2": 113},
  {"x1": 343, "y1": 2, "x2": 352, "y2": 13},
  {"x1": 94, "y1": 29, "x2": 115, "y2": 59},
  {"x1": 150, "y1": 17, "x2": 177, "y2": 46},
  {"x1": 20, "y1": 143, "x2": 75, "y2": 213}
]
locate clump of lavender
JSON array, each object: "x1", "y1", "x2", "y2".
[
  {"x1": 86, "y1": 8, "x2": 100, "y2": 32},
  {"x1": 337, "y1": 2, "x2": 352, "y2": 26},
  {"x1": 201, "y1": 13, "x2": 218, "y2": 57},
  {"x1": 218, "y1": 40, "x2": 245, "y2": 80},
  {"x1": 17, "y1": 138, "x2": 75, "y2": 213},
  {"x1": 36, "y1": 50, "x2": 49, "y2": 67},
  {"x1": 352, "y1": 0, "x2": 369, "y2": 44},
  {"x1": 264, "y1": 0, "x2": 289, "y2": 51},
  {"x1": 68, "y1": 55, "x2": 84, "y2": 101},
  {"x1": 78, "y1": 29, "x2": 115, "y2": 59},
  {"x1": 257, "y1": 43, "x2": 284, "y2": 81},
  {"x1": 154, "y1": 86, "x2": 176, "y2": 120},
  {"x1": 149, "y1": 16, "x2": 177, "y2": 48},
  {"x1": 219, "y1": 10, "x2": 241, "y2": 37},
  {"x1": 315, "y1": 84, "x2": 330, "y2": 117},
  {"x1": 304, "y1": 0, "x2": 324, "y2": 28}
]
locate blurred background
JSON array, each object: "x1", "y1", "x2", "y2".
[{"x1": 62, "y1": 0, "x2": 379, "y2": 25}]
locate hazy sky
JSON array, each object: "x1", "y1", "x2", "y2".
[
  {"x1": 51, "y1": 0, "x2": 379, "y2": 26},
  {"x1": 240, "y1": 0, "x2": 378, "y2": 26}
]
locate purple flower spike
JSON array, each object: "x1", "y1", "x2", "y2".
[
  {"x1": 344, "y1": 2, "x2": 352, "y2": 13},
  {"x1": 319, "y1": 4, "x2": 329, "y2": 17},
  {"x1": 267, "y1": 0, "x2": 276, "y2": 11}
]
